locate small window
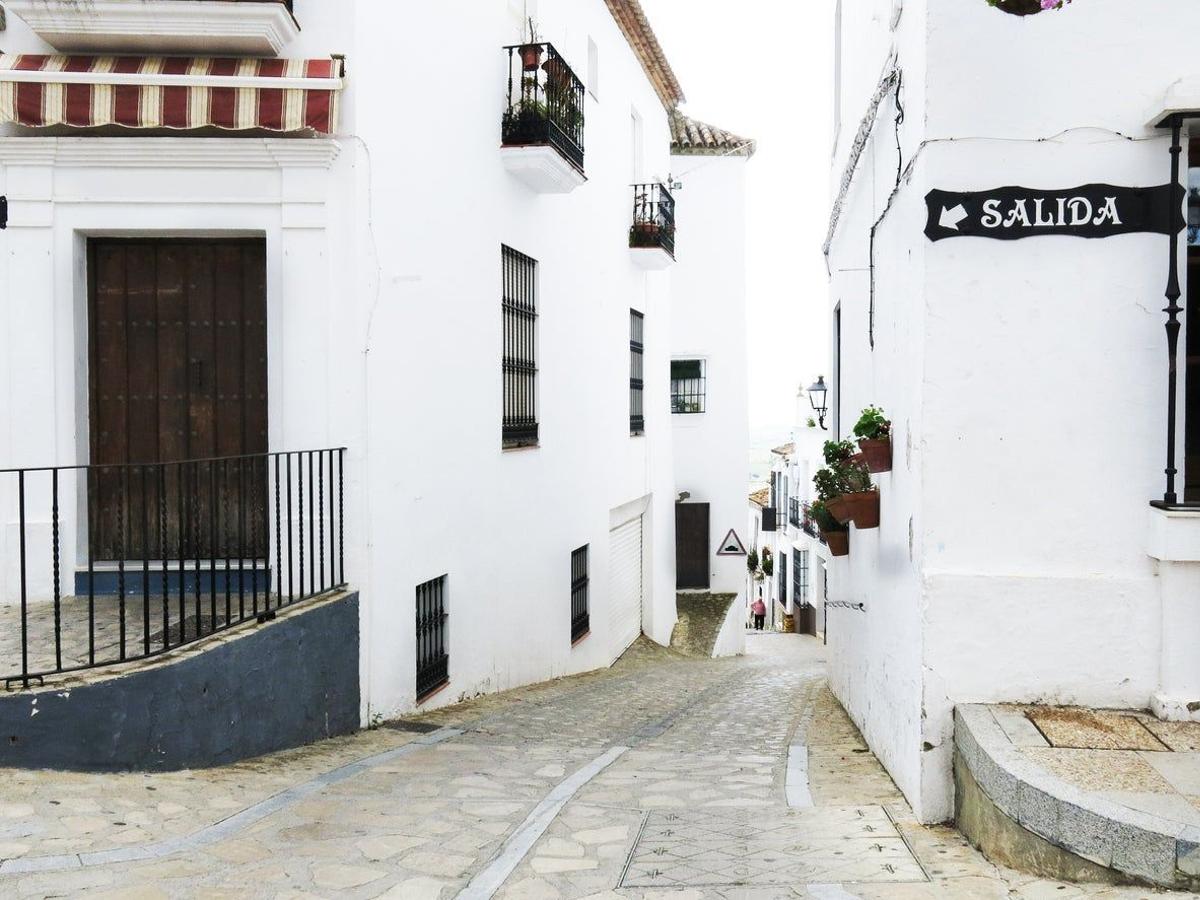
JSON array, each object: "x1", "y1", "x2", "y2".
[
  {"x1": 630, "y1": 310, "x2": 645, "y2": 435},
  {"x1": 671, "y1": 359, "x2": 706, "y2": 414},
  {"x1": 571, "y1": 545, "x2": 590, "y2": 643},
  {"x1": 503, "y1": 245, "x2": 538, "y2": 449},
  {"x1": 778, "y1": 551, "x2": 788, "y2": 607},
  {"x1": 587, "y1": 37, "x2": 599, "y2": 100},
  {"x1": 415, "y1": 575, "x2": 449, "y2": 702}
]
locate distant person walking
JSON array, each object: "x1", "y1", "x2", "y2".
[{"x1": 751, "y1": 597, "x2": 766, "y2": 631}]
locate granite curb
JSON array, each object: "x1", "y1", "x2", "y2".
[{"x1": 955, "y1": 703, "x2": 1200, "y2": 888}]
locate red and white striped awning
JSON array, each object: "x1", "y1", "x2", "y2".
[{"x1": 0, "y1": 55, "x2": 343, "y2": 134}]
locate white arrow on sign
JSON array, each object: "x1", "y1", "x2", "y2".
[{"x1": 939, "y1": 204, "x2": 968, "y2": 231}]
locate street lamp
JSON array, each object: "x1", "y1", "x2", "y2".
[{"x1": 807, "y1": 377, "x2": 829, "y2": 431}]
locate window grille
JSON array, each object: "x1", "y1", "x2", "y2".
[
  {"x1": 415, "y1": 575, "x2": 449, "y2": 702},
  {"x1": 630, "y1": 310, "x2": 645, "y2": 434},
  {"x1": 778, "y1": 551, "x2": 787, "y2": 606},
  {"x1": 571, "y1": 545, "x2": 589, "y2": 643},
  {"x1": 794, "y1": 550, "x2": 810, "y2": 608},
  {"x1": 671, "y1": 359, "x2": 706, "y2": 413},
  {"x1": 502, "y1": 246, "x2": 538, "y2": 448}
]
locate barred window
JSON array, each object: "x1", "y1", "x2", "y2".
[
  {"x1": 415, "y1": 575, "x2": 449, "y2": 702},
  {"x1": 630, "y1": 309, "x2": 644, "y2": 435},
  {"x1": 794, "y1": 550, "x2": 810, "y2": 608},
  {"x1": 571, "y1": 545, "x2": 590, "y2": 643},
  {"x1": 671, "y1": 359, "x2": 706, "y2": 414},
  {"x1": 502, "y1": 245, "x2": 538, "y2": 448},
  {"x1": 778, "y1": 551, "x2": 788, "y2": 606}
]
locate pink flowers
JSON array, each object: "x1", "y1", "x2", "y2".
[{"x1": 1041, "y1": 0, "x2": 1064, "y2": 8}]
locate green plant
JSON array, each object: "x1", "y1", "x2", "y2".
[
  {"x1": 823, "y1": 439, "x2": 856, "y2": 465},
  {"x1": 761, "y1": 554, "x2": 774, "y2": 578},
  {"x1": 809, "y1": 500, "x2": 847, "y2": 533},
  {"x1": 814, "y1": 458, "x2": 873, "y2": 502},
  {"x1": 747, "y1": 548, "x2": 759, "y2": 574},
  {"x1": 813, "y1": 466, "x2": 847, "y2": 502},
  {"x1": 853, "y1": 406, "x2": 891, "y2": 441},
  {"x1": 805, "y1": 417, "x2": 817, "y2": 429}
]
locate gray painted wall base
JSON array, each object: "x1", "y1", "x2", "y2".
[{"x1": 0, "y1": 592, "x2": 360, "y2": 772}]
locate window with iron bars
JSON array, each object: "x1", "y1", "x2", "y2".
[
  {"x1": 502, "y1": 246, "x2": 538, "y2": 449},
  {"x1": 778, "y1": 551, "x2": 788, "y2": 607},
  {"x1": 671, "y1": 359, "x2": 706, "y2": 414},
  {"x1": 794, "y1": 550, "x2": 810, "y2": 608},
  {"x1": 415, "y1": 575, "x2": 449, "y2": 702},
  {"x1": 630, "y1": 309, "x2": 645, "y2": 434},
  {"x1": 571, "y1": 545, "x2": 589, "y2": 643}
]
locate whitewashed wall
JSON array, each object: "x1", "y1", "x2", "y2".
[
  {"x1": 670, "y1": 153, "x2": 750, "y2": 608},
  {"x1": 828, "y1": 0, "x2": 1200, "y2": 822}
]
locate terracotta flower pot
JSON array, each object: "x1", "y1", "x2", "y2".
[
  {"x1": 519, "y1": 43, "x2": 544, "y2": 71},
  {"x1": 826, "y1": 495, "x2": 853, "y2": 526},
  {"x1": 990, "y1": 0, "x2": 1050, "y2": 14},
  {"x1": 822, "y1": 529, "x2": 850, "y2": 557},
  {"x1": 842, "y1": 491, "x2": 880, "y2": 529},
  {"x1": 859, "y1": 437, "x2": 892, "y2": 473}
]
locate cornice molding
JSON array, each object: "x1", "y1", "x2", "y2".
[{"x1": 0, "y1": 137, "x2": 341, "y2": 169}]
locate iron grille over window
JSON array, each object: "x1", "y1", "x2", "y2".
[
  {"x1": 503, "y1": 245, "x2": 538, "y2": 448},
  {"x1": 630, "y1": 310, "x2": 645, "y2": 435},
  {"x1": 571, "y1": 545, "x2": 589, "y2": 643},
  {"x1": 671, "y1": 359, "x2": 706, "y2": 414},
  {"x1": 502, "y1": 43, "x2": 586, "y2": 172},
  {"x1": 415, "y1": 575, "x2": 448, "y2": 702},
  {"x1": 789, "y1": 497, "x2": 802, "y2": 528},
  {"x1": 778, "y1": 552, "x2": 787, "y2": 607},
  {"x1": 794, "y1": 550, "x2": 810, "y2": 608},
  {"x1": 630, "y1": 183, "x2": 676, "y2": 258}
]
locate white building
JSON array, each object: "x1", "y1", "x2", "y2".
[
  {"x1": 826, "y1": 0, "x2": 1200, "y2": 823},
  {"x1": 0, "y1": 0, "x2": 750, "y2": 748},
  {"x1": 669, "y1": 112, "x2": 754, "y2": 650}
]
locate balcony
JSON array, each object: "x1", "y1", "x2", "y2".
[
  {"x1": 501, "y1": 42, "x2": 587, "y2": 194},
  {"x1": 629, "y1": 182, "x2": 676, "y2": 269},
  {"x1": 4, "y1": 0, "x2": 300, "y2": 56}
]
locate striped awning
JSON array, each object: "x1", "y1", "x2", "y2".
[{"x1": 0, "y1": 55, "x2": 343, "y2": 134}]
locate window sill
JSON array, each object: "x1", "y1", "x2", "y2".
[
  {"x1": 502, "y1": 443, "x2": 540, "y2": 453},
  {"x1": 416, "y1": 679, "x2": 450, "y2": 706}
]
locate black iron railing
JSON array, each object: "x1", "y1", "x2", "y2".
[
  {"x1": 630, "y1": 182, "x2": 676, "y2": 258},
  {"x1": 502, "y1": 43, "x2": 585, "y2": 172},
  {"x1": 801, "y1": 503, "x2": 825, "y2": 543},
  {"x1": 789, "y1": 498, "x2": 803, "y2": 529},
  {"x1": 630, "y1": 309, "x2": 645, "y2": 435},
  {"x1": 415, "y1": 574, "x2": 448, "y2": 701},
  {"x1": 1, "y1": 448, "x2": 346, "y2": 690},
  {"x1": 571, "y1": 545, "x2": 589, "y2": 643}
]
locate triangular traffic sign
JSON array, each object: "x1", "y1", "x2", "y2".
[{"x1": 716, "y1": 529, "x2": 748, "y2": 556}]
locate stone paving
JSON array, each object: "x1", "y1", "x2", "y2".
[{"x1": 0, "y1": 633, "x2": 1196, "y2": 898}]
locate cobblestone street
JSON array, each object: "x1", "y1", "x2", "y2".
[{"x1": 0, "y1": 634, "x2": 1192, "y2": 899}]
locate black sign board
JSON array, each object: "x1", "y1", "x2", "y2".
[{"x1": 924, "y1": 184, "x2": 1183, "y2": 243}]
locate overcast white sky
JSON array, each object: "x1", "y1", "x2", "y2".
[{"x1": 639, "y1": 0, "x2": 836, "y2": 428}]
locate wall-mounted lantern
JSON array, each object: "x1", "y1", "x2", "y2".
[{"x1": 808, "y1": 376, "x2": 829, "y2": 431}]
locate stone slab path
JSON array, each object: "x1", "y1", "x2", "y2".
[{"x1": 0, "y1": 634, "x2": 1194, "y2": 898}]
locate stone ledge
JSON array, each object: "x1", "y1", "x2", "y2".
[{"x1": 955, "y1": 704, "x2": 1200, "y2": 890}]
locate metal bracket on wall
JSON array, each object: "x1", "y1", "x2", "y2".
[{"x1": 826, "y1": 601, "x2": 866, "y2": 612}]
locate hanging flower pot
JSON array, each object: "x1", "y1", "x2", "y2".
[
  {"x1": 823, "y1": 529, "x2": 850, "y2": 557},
  {"x1": 519, "y1": 43, "x2": 545, "y2": 71},
  {"x1": 842, "y1": 491, "x2": 880, "y2": 530},
  {"x1": 826, "y1": 495, "x2": 854, "y2": 526},
  {"x1": 542, "y1": 56, "x2": 571, "y2": 88},
  {"x1": 859, "y1": 437, "x2": 892, "y2": 473}
]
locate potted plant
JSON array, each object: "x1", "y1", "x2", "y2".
[
  {"x1": 519, "y1": 19, "x2": 544, "y2": 70},
  {"x1": 810, "y1": 500, "x2": 849, "y2": 557},
  {"x1": 840, "y1": 466, "x2": 880, "y2": 530},
  {"x1": 986, "y1": 0, "x2": 1070, "y2": 14},
  {"x1": 761, "y1": 547, "x2": 774, "y2": 579},
  {"x1": 814, "y1": 465, "x2": 851, "y2": 525},
  {"x1": 854, "y1": 406, "x2": 892, "y2": 473},
  {"x1": 747, "y1": 548, "x2": 759, "y2": 577}
]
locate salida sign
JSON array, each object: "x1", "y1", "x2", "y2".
[{"x1": 924, "y1": 183, "x2": 1183, "y2": 243}]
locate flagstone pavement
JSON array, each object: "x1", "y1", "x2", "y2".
[{"x1": 0, "y1": 634, "x2": 1195, "y2": 899}]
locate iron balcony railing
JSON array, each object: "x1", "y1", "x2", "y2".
[
  {"x1": 1, "y1": 448, "x2": 346, "y2": 690},
  {"x1": 630, "y1": 182, "x2": 676, "y2": 258},
  {"x1": 789, "y1": 498, "x2": 803, "y2": 529},
  {"x1": 801, "y1": 503, "x2": 826, "y2": 544},
  {"x1": 502, "y1": 42, "x2": 586, "y2": 172}
]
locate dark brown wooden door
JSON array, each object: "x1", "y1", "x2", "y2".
[
  {"x1": 675, "y1": 502, "x2": 710, "y2": 590},
  {"x1": 88, "y1": 239, "x2": 267, "y2": 561}
]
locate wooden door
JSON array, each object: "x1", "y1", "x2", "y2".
[
  {"x1": 675, "y1": 502, "x2": 710, "y2": 590},
  {"x1": 88, "y1": 239, "x2": 267, "y2": 561}
]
